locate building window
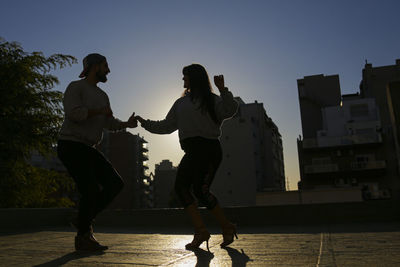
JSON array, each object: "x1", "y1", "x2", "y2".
[{"x1": 355, "y1": 154, "x2": 374, "y2": 162}]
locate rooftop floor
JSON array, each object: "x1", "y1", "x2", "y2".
[{"x1": 2, "y1": 222, "x2": 400, "y2": 266}]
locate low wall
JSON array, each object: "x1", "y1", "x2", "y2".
[
  {"x1": 256, "y1": 188, "x2": 363, "y2": 206},
  {"x1": 1, "y1": 200, "x2": 399, "y2": 231}
]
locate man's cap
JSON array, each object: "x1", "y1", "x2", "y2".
[{"x1": 79, "y1": 53, "x2": 107, "y2": 78}]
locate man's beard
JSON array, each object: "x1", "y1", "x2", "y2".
[{"x1": 96, "y1": 71, "x2": 107, "y2": 83}]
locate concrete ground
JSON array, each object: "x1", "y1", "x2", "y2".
[{"x1": 1, "y1": 222, "x2": 400, "y2": 266}]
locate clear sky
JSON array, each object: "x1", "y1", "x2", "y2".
[{"x1": 2, "y1": 0, "x2": 400, "y2": 190}]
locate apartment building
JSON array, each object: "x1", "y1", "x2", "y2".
[
  {"x1": 153, "y1": 160, "x2": 178, "y2": 208},
  {"x1": 212, "y1": 98, "x2": 285, "y2": 206},
  {"x1": 99, "y1": 130, "x2": 153, "y2": 209},
  {"x1": 297, "y1": 59, "x2": 400, "y2": 200}
]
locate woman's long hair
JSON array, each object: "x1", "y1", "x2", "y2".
[{"x1": 182, "y1": 64, "x2": 218, "y2": 124}]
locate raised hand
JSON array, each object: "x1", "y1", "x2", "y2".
[
  {"x1": 214, "y1": 75, "x2": 225, "y2": 92},
  {"x1": 127, "y1": 112, "x2": 138, "y2": 128}
]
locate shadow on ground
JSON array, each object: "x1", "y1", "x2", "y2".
[
  {"x1": 33, "y1": 250, "x2": 105, "y2": 267},
  {"x1": 223, "y1": 247, "x2": 253, "y2": 266}
]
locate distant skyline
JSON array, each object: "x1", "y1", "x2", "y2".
[{"x1": 2, "y1": 0, "x2": 400, "y2": 189}]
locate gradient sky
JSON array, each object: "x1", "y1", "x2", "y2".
[{"x1": 2, "y1": 0, "x2": 400, "y2": 190}]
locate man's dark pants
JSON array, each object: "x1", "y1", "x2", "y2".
[{"x1": 57, "y1": 140, "x2": 124, "y2": 235}]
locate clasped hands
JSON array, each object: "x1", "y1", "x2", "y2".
[
  {"x1": 103, "y1": 74, "x2": 227, "y2": 129},
  {"x1": 131, "y1": 74, "x2": 227, "y2": 127}
]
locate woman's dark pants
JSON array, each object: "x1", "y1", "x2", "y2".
[{"x1": 175, "y1": 137, "x2": 222, "y2": 210}]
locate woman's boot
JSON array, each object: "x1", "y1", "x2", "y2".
[
  {"x1": 210, "y1": 204, "x2": 238, "y2": 247},
  {"x1": 185, "y1": 204, "x2": 210, "y2": 251}
]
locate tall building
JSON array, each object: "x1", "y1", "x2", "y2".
[
  {"x1": 99, "y1": 130, "x2": 153, "y2": 209},
  {"x1": 212, "y1": 98, "x2": 285, "y2": 207},
  {"x1": 298, "y1": 74, "x2": 342, "y2": 139},
  {"x1": 360, "y1": 60, "x2": 400, "y2": 200},
  {"x1": 297, "y1": 59, "x2": 400, "y2": 200},
  {"x1": 153, "y1": 160, "x2": 178, "y2": 208}
]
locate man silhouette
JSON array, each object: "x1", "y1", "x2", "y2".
[{"x1": 57, "y1": 53, "x2": 137, "y2": 251}]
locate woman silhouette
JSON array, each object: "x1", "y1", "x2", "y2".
[{"x1": 136, "y1": 64, "x2": 238, "y2": 250}]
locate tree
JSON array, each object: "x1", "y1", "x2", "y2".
[{"x1": 0, "y1": 38, "x2": 77, "y2": 207}]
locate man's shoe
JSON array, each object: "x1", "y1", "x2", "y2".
[{"x1": 75, "y1": 232, "x2": 108, "y2": 251}]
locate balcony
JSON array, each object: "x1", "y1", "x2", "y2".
[
  {"x1": 351, "y1": 160, "x2": 386, "y2": 171},
  {"x1": 304, "y1": 164, "x2": 339, "y2": 174},
  {"x1": 142, "y1": 161, "x2": 149, "y2": 170},
  {"x1": 142, "y1": 143, "x2": 149, "y2": 152},
  {"x1": 302, "y1": 133, "x2": 382, "y2": 149},
  {"x1": 346, "y1": 134, "x2": 382, "y2": 144},
  {"x1": 140, "y1": 152, "x2": 149, "y2": 160}
]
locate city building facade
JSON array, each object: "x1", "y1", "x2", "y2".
[
  {"x1": 297, "y1": 59, "x2": 400, "y2": 200},
  {"x1": 212, "y1": 98, "x2": 285, "y2": 207},
  {"x1": 99, "y1": 130, "x2": 153, "y2": 209},
  {"x1": 153, "y1": 160, "x2": 178, "y2": 208}
]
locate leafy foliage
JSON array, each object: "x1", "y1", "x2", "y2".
[{"x1": 0, "y1": 38, "x2": 77, "y2": 207}]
